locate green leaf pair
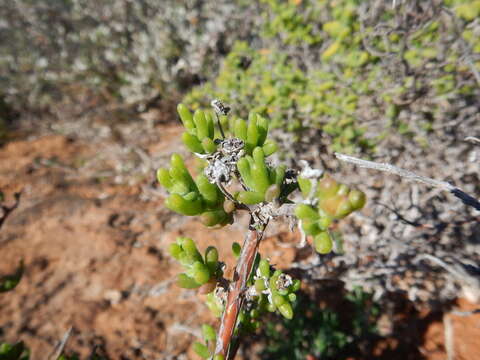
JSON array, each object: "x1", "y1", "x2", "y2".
[
  {"x1": 178, "y1": 104, "x2": 218, "y2": 154},
  {"x1": 169, "y1": 237, "x2": 221, "y2": 290},
  {"x1": 236, "y1": 147, "x2": 286, "y2": 204},
  {"x1": 157, "y1": 153, "x2": 233, "y2": 227}
]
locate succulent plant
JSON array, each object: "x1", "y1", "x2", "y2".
[{"x1": 158, "y1": 102, "x2": 366, "y2": 358}]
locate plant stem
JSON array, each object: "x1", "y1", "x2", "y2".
[{"x1": 214, "y1": 222, "x2": 266, "y2": 358}]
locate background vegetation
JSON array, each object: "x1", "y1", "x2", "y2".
[{"x1": 2, "y1": 0, "x2": 479, "y2": 153}]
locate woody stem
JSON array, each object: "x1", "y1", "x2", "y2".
[{"x1": 214, "y1": 221, "x2": 266, "y2": 359}]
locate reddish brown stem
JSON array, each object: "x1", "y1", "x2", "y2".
[{"x1": 214, "y1": 224, "x2": 265, "y2": 358}]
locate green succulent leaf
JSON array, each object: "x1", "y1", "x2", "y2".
[
  {"x1": 278, "y1": 302, "x2": 294, "y2": 319},
  {"x1": 262, "y1": 140, "x2": 278, "y2": 156},
  {"x1": 314, "y1": 231, "x2": 333, "y2": 254},
  {"x1": 232, "y1": 242, "x2": 241, "y2": 258},
  {"x1": 165, "y1": 193, "x2": 204, "y2": 216},
  {"x1": 195, "y1": 174, "x2": 220, "y2": 207},
  {"x1": 192, "y1": 342, "x2": 210, "y2": 359},
  {"x1": 259, "y1": 259, "x2": 271, "y2": 278},
  {"x1": 177, "y1": 273, "x2": 201, "y2": 289},
  {"x1": 177, "y1": 104, "x2": 195, "y2": 132},
  {"x1": 192, "y1": 261, "x2": 211, "y2": 285},
  {"x1": 193, "y1": 110, "x2": 209, "y2": 140},
  {"x1": 202, "y1": 137, "x2": 217, "y2": 153},
  {"x1": 237, "y1": 191, "x2": 264, "y2": 205},
  {"x1": 182, "y1": 132, "x2": 204, "y2": 154},
  {"x1": 156, "y1": 168, "x2": 173, "y2": 190},
  {"x1": 234, "y1": 118, "x2": 248, "y2": 142},
  {"x1": 297, "y1": 177, "x2": 312, "y2": 198},
  {"x1": 168, "y1": 243, "x2": 183, "y2": 261},
  {"x1": 205, "y1": 246, "x2": 219, "y2": 274},
  {"x1": 348, "y1": 189, "x2": 366, "y2": 210},
  {"x1": 301, "y1": 219, "x2": 322, "y2": 236},
  {"x1": 202, "y1": 324, "x2": 217, "y2": 342},
  {"x1": 246, "y1": 113, "x2": 260, "y2": 152},
  {"x1": 237, "y1": 157, "x2": 255, "y2": 190},
  {"x1": 200, "y1": 209, "x2": 231, "y2": 227},
  {"x1": 295, "y1": 204, "x2": 319, "y2": 220}
]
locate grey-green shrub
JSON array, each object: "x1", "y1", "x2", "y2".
[{"x1": 0, "y1": 0, "x2": 257, "y2": 113}]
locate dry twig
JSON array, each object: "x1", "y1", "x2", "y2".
[
  {"x1": 48, "y1": 326, "x2": 73, "y2": 360},
  {"x1": 465, "y1": 136, "x2": 480, "y2": 145},
  {"x1": 335, "y1": 152, "x2": 480, "y2": 211}
]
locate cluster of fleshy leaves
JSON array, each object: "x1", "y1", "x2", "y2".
[
  {"x1": 157, "y1": 104, "x2": 286, "y2": 227},
  {"x1": 177, "y1": 242, "x2": 301, "y2": 360},
  {"x1": 185, "y1": 0, "x2": 480, "y2": 155},
  {"x1": 236, "y1": 148, "x2": 285, "y2": 205},
  {"x1": 178, "y1": 104, "x2": 278, "y2": 157},
  {"x1": 234, "y1": 245, "x2": 300, "y2": 328},
  {"x1": 157, "y1": 153, "x2": 232, "y2": 227},
  {"x1": 168, "y1": 236, "x2": 300, "y2": 359},
  {"x1": 251, "y1": 258, "x2": 300, "y2": 321},
  {"x1": 168, "y1": 239, "x2": 301, "y2": 324},
  {"x1": 169, "y1": 237, "x2": 222, "y2": 292},
  {"x1": 295, "y1": 173, "x2": 366, "y2": 254}
]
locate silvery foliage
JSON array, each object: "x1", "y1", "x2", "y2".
[{"x1": 0, "y1": 0, "x2": 257, "y2": 111}]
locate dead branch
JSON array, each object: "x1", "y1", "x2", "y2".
[
  {"x1": 335, "y1": 152, "x2": 480, "y2": 211},
  {"x1": 465, "y1": 137, "x2": 480, "y2": 145},
  {"x1": 48, "y1": 326, "x2": 73, "y2": 360}
]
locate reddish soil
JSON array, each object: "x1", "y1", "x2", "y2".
[{"x1": 0, "y1": 126, "x2": 479, "y2": 359}]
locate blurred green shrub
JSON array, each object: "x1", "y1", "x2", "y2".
[
  {"x1": 185, "y1": 0, "x2": 480, "y2": 155},
  {"x1": 185, "y1": 40, "x2": 375, "y2": 155},
  {"x1": 259, "y1": 287, "x2": 379, "y2": 360},
  {"x1": 0, "y1": 341, "x2": 29, "y2": 360},
  {"x1": 0, "y1": 262, "x2": 28, "y2": 360},
  {"x1": 0, "y1": 261, "x2": 23, "y2": 293}
]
